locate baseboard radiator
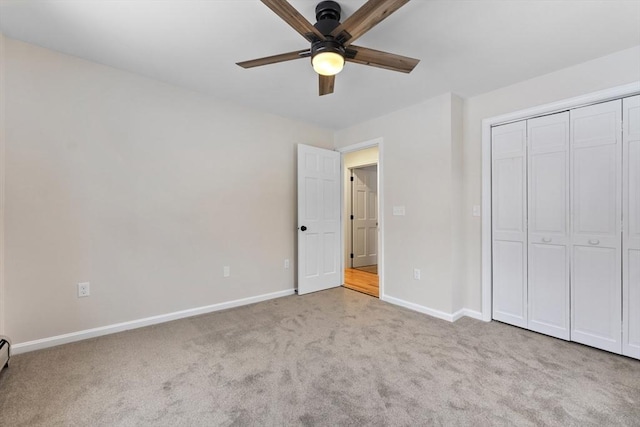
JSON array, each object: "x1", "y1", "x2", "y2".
[{"x1": 0, "y1": 338, "x2": 10, "y2": 375}]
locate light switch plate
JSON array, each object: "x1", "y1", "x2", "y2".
[
  {"x1": 473, "y1": 205, "x2": 481, "y2": 217},
  {"x1": 393, "y1": 206, "x2": 406, "y2": 216}
]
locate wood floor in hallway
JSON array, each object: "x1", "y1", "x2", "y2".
[{"x1": 344, "y1": 268, "x2": 379, "y2": 297}]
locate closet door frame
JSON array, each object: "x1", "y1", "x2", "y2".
[
  {"x1": 481, "y1": 82, "x2": 640, "y2": 324},
  {"x1": 623, "y1": 95, "x2": 640, "y2": 359}
]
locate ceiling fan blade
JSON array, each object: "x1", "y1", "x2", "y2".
[
  {"x1": 331, "y1": 0, "x2": 409, "y2": 46},
  {"x1": 261, "y1": 0, "x2": 325, "y2": 43},
  {"x1": 237, "y1": 49, "x2": 310, "y2": 69},
  {"x1": 346, "y1": 45, "x2": 419, "y2": 73},
  {"x1": 319, "y1": 74, "x2": 335, "y2": 96}
]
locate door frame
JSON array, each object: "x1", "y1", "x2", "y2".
[
  {"x1": 0, "y1": 45, "x2": 5, "y2": 336},
  {"x1": 338, "y1": 138, "x2": 384, "y2": 298},
  {"x1": 347, "y1": 164, "x2": 378, "y2": 269},
  {"x1": 481, "y1": 82, "x2": 640, "y2": 322}
]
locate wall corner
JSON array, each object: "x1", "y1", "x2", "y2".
[{"x1": 0, "y1": 32, "x2": 6, "y2": 336}]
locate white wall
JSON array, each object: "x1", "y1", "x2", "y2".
[
  {"x1": 342, "y1": 147, "x2": 378, "y2": 266},
  {"x1": 335, "y1": 94, "x2": 463, "y2": 315},
  {"x1": 3, "y1": 35, "x2": 639, "y2": 347},
  {"x1": 462, "y1": 46, "x2": 640, "y2": 312},
  {"x1": 2, "y1": 38, "x2": 333, "y2": 344},
  {"x1": 0, "y1": 33, "x2": 6, "y2": 336}
]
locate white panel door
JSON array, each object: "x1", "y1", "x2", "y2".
[
  {"x1": 352, "y1": 166, "x2": 378, "y2": 267},
  {"x1": 623, "y1": 95, "x2": 640, "y2": 359},
  {"x1": 570, "y1": 100, "x2": 622, "y2": 354},
  {"x1": 492, "y1": 120, "x2": 528, "y2": 328},
  {"x1": 297, "y1": 144, "x2": 341, "y2": 295},
  {"x1": 527, "y1": 112, "x2": 571, "y2": 340}
]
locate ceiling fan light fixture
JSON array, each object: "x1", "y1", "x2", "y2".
[
  {"x1": 311, "y1": 39, "x2": 345, "y2": 76},
  {"x1": 312, "y1": 51, "x2": 344, "y2": 76}
]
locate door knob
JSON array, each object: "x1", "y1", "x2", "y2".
[{"x1": 300, "y1": 226, "x2": 307, "y2": 231}]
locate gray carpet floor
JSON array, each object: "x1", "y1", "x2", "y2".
[{"x1": 0, "y1": 287, "x2": 638, "y2": 426}]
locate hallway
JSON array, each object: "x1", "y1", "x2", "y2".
[{"x1": 344, "y1": 268, "x2": 379, "y2": 297}]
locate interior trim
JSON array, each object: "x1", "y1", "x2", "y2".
[
  {"x1": 11, "y1": 289, "x2": 294, "y2": 355},
  {"x1": 0, "y1": 34, "x2": 6, "y2": 337},
  {"x1": 383, "y1": 295, "x2": 459, "y2": 322},
  {"x1": 337, "y1": 138, "x2": 384, "y2": 298},
  {"x1": 452, "y1": 308, "x2": 484, "y2": 322}
]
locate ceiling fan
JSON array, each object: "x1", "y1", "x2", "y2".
[{"x1": 237, "y1": 0, "x2": 420, "y2": 96}]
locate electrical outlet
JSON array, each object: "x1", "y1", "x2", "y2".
[
  {"x1": 284, "y1": 259, "x2": 290, "y2": 269},
  {"x1": 223, "y1": 266, "x2": 230, "y2": 277},
  {"x1": 472, "y1": 205, "x2": 481, "y2": 217},
  {"x1": 78, "y1": 282, "x2": 90, "y2": 298},
  {"x1": 413, "y1": 269, "x2": 421, "y2": 280}
]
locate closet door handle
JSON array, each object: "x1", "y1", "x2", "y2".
[
  {"x1": 542, "y1": 237, "x2": 552, "y2": 243},
  {"x1": 588, "y1": 239, "x2": 600, "y2": 245}
]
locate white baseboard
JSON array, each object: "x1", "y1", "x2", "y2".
[
  {"x1": 382, "y1": 295, "x2": 455, "y2": 322},
  {"x1": 452, "y1": 308, "x2": 484, "y2": 322},
  {"x1": 12, "y1": 289, "x2": 295, "y2": 355},
  {"x1": 382, "y1": 295, "x2": 483, "y2": 323}
]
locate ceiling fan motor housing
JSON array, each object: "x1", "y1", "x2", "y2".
[
  {"x1": 311, "y1": 38, "x2": 345, "y2": 59},
  {"x1": 314, "y1": 1, "x2": 342, "y2": 36}
]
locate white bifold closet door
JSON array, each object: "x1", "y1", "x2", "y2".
[
  {"x1": 492, "y1": 121, "x2": 528, "y2": 328},
  {"x1": 570, "y1": 99, "x2": 622, "y2": 354},
  {"x1": 527, "y1": 112, "x2": 570, "y2": 340},
  {"x1": 623, "y1": 95, "x2": 640, "y2": 359}
]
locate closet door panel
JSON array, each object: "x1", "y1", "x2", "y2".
[
  {"x1": 528, "y1": 243, "x2": 569, "y2": 336},
  {"x1": 571, "y1": 100, "x2": 622, "y2": 354},
  {"x1": 527, "y1": 112, "x2": 570, "y2": 339},
  {"x1": 493, "y1": 157, "x2": 526, "y2": 241},
  {"x1": 492, "y1": 121, "x2": 527, "y2": 328},
  {"x1": 623, "y1": 95, "x2": 640, "y2": 359},
  {"x1": 572, "y1": 145, "x2": 618, "y2": 247},
  {"x1": 530, "y1": 153, "x2": 566, "y2": 233},
  {"x1": 493, "y1": 240, "x2": 526, "y2": 324},
  {"x1": 573, "y1": 246, "x2": 620, "y2": 350}
]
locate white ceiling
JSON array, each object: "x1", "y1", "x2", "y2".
[{"x1": 1, "y1": 0, "x2": 639, "y2": 129}]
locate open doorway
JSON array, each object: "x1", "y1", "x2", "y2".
[{"x1": 342, "y1": 146, "x2": 379, "y2": 297}]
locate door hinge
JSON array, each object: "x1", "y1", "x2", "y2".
[
  {"x1": 350, "y1": 253, "x2": 354, "y2": 259},
  {"x1": 350, "y1": 176, "x2": 354, "y2": 181},
  {"x1": 350, "y1": 215, "x2": 354, "y2": 220}
]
